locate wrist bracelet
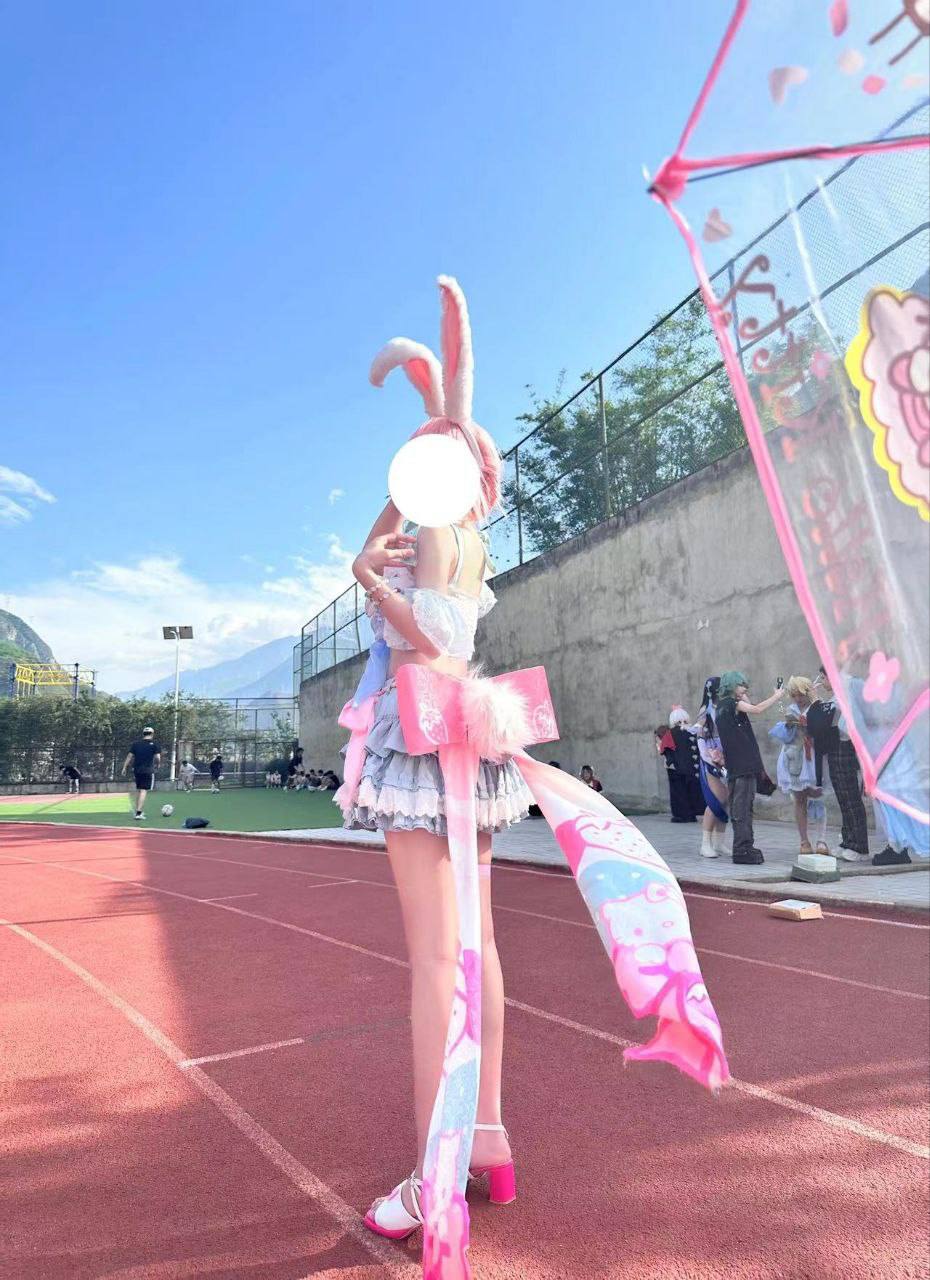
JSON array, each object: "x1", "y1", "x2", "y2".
[{"x1": 365, "y1": 578, "x2": 392, "y2": 606}]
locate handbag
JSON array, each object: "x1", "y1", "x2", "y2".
[{"x1": 756, "y1": 770, "x2": 777, "y2": 797}]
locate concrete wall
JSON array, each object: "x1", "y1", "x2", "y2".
[{"x1": 300, "y1": 447, "x2": 835, "y2": 821}]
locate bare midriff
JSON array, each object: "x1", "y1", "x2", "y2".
[{"x1": 389, "y1": 649, "x2": 468, "y2": 679}]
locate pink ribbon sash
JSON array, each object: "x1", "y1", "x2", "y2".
[{"x1": 339, "y1": 664, "x2": 729, "y2": 1279}]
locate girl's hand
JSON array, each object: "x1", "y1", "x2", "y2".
[{"x1": 355, "y1": 533, "x2": 416, "y2": 574}]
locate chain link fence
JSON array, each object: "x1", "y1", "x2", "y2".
[
  {"x1": 0, "y1": 696, "x2": 298, "y2": 787},
  {"x1": 295, "y1": 103, "x2": 929, "y2": 688}
]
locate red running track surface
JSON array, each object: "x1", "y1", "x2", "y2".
[{"x1": 2, "y1": 824, "x2": 928, "y2": 1280}]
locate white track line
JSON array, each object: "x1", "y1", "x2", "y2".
[
  {"x1": 18, "y1": 840, "x2": 926, "y2": 997},
  {"x1": 7, "y1": 852, "x2": 929, "y2": 1161},
  {"x1": 200, "y1": 893, "x2": 259, "y2": 902},
  {"x1": 12, "y1": 820, "x2": 930, "y2": 929},
  {"x1": 502, "y1": 998, "x2": 930, "y2": 1161},
  {"x1": 0, "y1": 916, "x2": 415, "y2": 1277},
  {"x1": 181, "y1": 1037, "x2": 306, "y2": 1067},
  {"x1": 130, "y1": 845, "x2": 930, "y2": 1000},
  {"x1": 497, "y1": 904, "x2": 929, "y2": 1001}
]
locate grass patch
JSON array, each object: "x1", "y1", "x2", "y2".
[{"x1": 0, "y1": 786, "x2": 343, "y2": 832}]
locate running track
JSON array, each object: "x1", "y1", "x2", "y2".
[{"x1": 2, "y1": 824, "x2": 928, "y2": 1279}]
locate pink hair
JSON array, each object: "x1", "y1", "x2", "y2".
[{"x1": 410, "y1": 417, "x2": 502, "y2": 523}]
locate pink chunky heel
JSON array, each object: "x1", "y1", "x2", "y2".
[
  {"x1": 469, "y1": 1123, "x2": 517, "y2": 1205},
  {"x1": 478, "y1": 1160, "x2": 517, "y2": 1205}
]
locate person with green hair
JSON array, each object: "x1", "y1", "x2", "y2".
[{"x1": 716, "y1": 671, "x2": 784, "y2": 864}]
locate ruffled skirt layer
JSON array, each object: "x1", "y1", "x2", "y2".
[{"x1": 340, "y1": 684, "x2": 532, "y2": 837}]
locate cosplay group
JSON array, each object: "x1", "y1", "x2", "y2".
[{"x1": 657, "y1": 670, "x2": 923, "y2": 868}]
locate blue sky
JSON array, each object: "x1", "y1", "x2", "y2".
[{"x1": 2, "y1": 0, "x2": 921, "y2": 688}]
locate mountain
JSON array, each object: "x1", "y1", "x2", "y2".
[
  {"x1": 120, "y1": 634, "x2": 298, "y2": 701},
  {"x1": 0, "y1": 609, "x2": 54, "y2": 664},
  {"x1": 231, "y1": 652, "x2": 296, "y2": 699}
]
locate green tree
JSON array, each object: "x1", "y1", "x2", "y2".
[{"x1": 504, "y1": 297, "x2": 745, "y2": 555}]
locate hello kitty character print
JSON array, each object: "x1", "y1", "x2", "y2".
[{"x1": 846, "y1": 285, "x2": 930, "y2": 523}]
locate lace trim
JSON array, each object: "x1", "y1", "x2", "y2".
[{"x1": 356, "y1": 775, "x2": 530, "y2": 828}]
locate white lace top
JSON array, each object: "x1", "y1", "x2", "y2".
[{"x1": 370, "y1": 526, "x2": 496, "y2": 660}]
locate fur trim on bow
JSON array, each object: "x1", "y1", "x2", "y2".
[{"x1": 461, "y1": 674, "x2": 532, "y2": 762}]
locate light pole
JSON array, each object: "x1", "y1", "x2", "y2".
[{"x1": 162, "y1": 626, "x2": 193, "y2": 783}]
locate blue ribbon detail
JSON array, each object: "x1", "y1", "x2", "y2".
[
  {"x1": 352, "y1": 638, "x2": 390, "y2": 707},
  {"x1": 699, "y1": 758, "x2": 729, "y2": 824}
]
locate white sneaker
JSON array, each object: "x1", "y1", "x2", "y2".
[
  {"x1": 134, "y1": 812, "x2": 146, "y2": 820},
  {"x1": 837, "y1": 846, "x2": 864, "y2": 862},
  {"x1": 701, "y1": 835, "x2": 720, "y2": 858}
]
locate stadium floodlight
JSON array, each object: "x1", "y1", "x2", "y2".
[{"x1": 162, "y1": 626, "x2": 194, "y2": 782}]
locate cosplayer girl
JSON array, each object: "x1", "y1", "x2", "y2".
[
  {"x1": 341, "y1": 278, "x2": 527, "y2": 1236},
  {"x1": 770, "y1": 676, "x2": 830, "y2": 856},
  {"x1": 659, "y1": 707, "x2": 704, "y2": 822},
  {"x1": 335, "y1": 278, "x2": 728, "y2": 1274},
  {"x1": 692, "y1": 676, "x2": 729, "y2": 858}
]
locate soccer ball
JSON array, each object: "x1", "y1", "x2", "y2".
[{"x1": 161, "y1": 804, "x2": 174, "y2": 817}]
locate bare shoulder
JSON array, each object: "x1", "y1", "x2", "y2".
[{"x1": 415, "y1": 525, "x2": 455, "y2": 561}]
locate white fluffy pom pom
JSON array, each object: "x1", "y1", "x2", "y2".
[{"x1": 462, "y1": 675, "x2": 532, "y2": 762}]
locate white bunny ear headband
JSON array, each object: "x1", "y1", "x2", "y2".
[{"x1": 369, "y1": 275, "x2": 477, "y2": 445}]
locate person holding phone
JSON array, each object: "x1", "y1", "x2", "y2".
[{"x1": 716, "y1": 671, "x2": 784, "y2": 864}]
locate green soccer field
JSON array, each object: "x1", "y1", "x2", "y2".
[{"x1": 0, "y1": 786, "x2": 344, "y2": 832}]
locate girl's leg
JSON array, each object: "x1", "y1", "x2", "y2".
[
  {"x1": 794, "y1": 791, "x2": 809, "y2": 847},
  {"x1": 472, "y1": 832, "x2": 511, "y2": 1170},
  {"x1": 807, "y1": 790, "x2": 828, "y2": 849},
  {"x1": 700, "y1": 805, "x2": 717, "y2": 856},
  {"x1": 385, "y1": 827, "x2": 459, "y2": 1176}
]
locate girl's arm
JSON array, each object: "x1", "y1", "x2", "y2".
[
  {"x1": 737, "y1": 689, "x2": 783, "y2": 715},
  {"x1": 362, "y1": 499, "x2": 405, "y2": 545},
  {"x1": 353, "y1": 525, "x2": 455, "y2": 658}
]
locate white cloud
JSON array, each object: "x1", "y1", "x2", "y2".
[
  {"x1": 0, "y1": 466, "x2": 56, "y2": 526},
  {"x1": 0, "y1": 496, "x2": 31, "y2": 526},
  {"x1": 7, "y1": 540, "x2": 356, "y2": 692},
  {"x1": 328, "y1": 487, "x2": 345, "y2": 505}
]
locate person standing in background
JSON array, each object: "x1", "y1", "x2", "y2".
[
  {"x1": 59, "y1": 763, "x2": 82, "y2": 794},
  {"x1": 659, "y1": 708, "x2": 704, "y2": 823},
  {"x1": 692, "y1": 677, "x2": 729, "y2": 859},
  {"x1": 770, "y1": 676, "x2": 830, "y2": 856},
  {"x1": 716, "y1": 672, "x2": 783, "y2": 865},
  {"x1": 121, "y1": 727, "x2": 161, "y2": 821},
  {"x1": 808, "y1": 667, "x2": 870, "y2": 862},
  {"x1": 209, "y1": 750, "x2": 224, "y2": 793},
  {"x1": 580, "y1": 765, "x2": 603, "y2": 792}
]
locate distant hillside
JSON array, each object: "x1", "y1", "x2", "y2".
[
  {"x1": 232, "y1": 652, "x2": 295, "y2": 699},
  {"x1": 121, "y1": 635, "x2": 298, "y2": 701},
  {"x1": 0, "y1": 610, "x2": 54, "y2": 663}
]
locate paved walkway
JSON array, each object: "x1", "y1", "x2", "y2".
[{"x1": 250, "y1": 813, "x2": 930, "y2": 912}]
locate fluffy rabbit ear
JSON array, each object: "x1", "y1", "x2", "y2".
[
  {"x1": 438, "y1": 275, "x2": 474, "y2": 424},
  {"x1": 370, "y1": 338, "x2": 444, "y2": 418}
]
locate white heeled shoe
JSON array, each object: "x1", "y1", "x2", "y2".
[{"x1": 364, "y1": 1172, "x2": 424, "y2": 1239}]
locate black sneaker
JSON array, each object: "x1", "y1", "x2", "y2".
[
  {"x1": 733, "y1": 849, "x2": 765, "y2": 865},
  {"x1": 872, "y1": 845, "x2": 912, "y2": 866}
]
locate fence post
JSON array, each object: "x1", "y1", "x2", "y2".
[
  {"x1": 727, "y1": 259, "x2": 745, "y2": 373},
  {"x1": 598, "y1": 375, "x2": 613, "y2": 520},
  {"x1": 514, "y1": 445, "x2": 524, "y2": 566},
  {"x1": 332, "y1": 600, "x2": 337, "y2": 669}
]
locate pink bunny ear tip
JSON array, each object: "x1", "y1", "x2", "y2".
[{"x1": 369, "y1": 337, "x2": 445, "y2": 417}]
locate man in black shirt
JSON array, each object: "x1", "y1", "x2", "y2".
[
  {"x1": 808, "y1": 668, "x2": 870, "y2": 861},
  {"x1": 716, "y1": 671, "x2": 783, "y2": 864},
  {"x1": 209, "y1": 751, "x2": 224, "y2": 793},
  {"x1": 122, "y1": 727, "x2": 161, "y2": 820},
  {"x1": 60, "y1": 763, "x2": 82, "y2": 794}
]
